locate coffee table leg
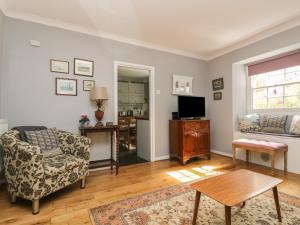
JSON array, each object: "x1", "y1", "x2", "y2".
[
  {"x1": 225, "y1": 206, "x2": 231, "y2": 225},
  {"x1": 273, "y1": 186, "x2": 282, "y2": 222},
  {"x1": 192, "y1": 191, "x2": 201, "y2": 225}
]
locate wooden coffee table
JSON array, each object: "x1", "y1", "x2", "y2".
[{"x1": 190, "y1": 169, "x2": 283, "y2": 225}]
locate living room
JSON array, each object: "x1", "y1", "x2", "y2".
[{"x1": 1, "y1": 1, "x2": 300, "y2": 224}]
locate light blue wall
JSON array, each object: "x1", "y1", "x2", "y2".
[{"x1": 1, "y1": 17, "x2": 208, "y2": 160}]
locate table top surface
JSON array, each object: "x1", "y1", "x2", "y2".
[
  {"x1": 80, "y1": 125, "x2": 119, "y2": 131},
  {"x1": 190, "y1": 169, "x2": 283, "y2": 206}
]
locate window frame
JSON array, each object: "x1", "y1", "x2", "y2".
[{"x1": 247, "y1": 66, "x2": 300, "y2": 113}]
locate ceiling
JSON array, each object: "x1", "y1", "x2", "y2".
[{"x1": 1, "y1": 0, "x2": 300, "y2": 60}]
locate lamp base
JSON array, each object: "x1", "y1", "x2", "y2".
[{"x1": 95, "y1": 110, "x2": 104, "y2": 127}]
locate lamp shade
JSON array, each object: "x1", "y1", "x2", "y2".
[{"x1": 90, "y1": 87, "x2": 108, "y2": 101}]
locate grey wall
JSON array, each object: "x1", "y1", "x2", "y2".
[
  {"x1": 208, "y1": 25, "x2": 300, "y2": 154},
  {"x1": 0, "y1": 9, "x2": 4, "y2": 117},
  {"x1": 1, "y1": 17, "x2": 208, "y2": 160}
]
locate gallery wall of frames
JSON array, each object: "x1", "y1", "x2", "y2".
[{"x1": 50, "y1": 58, "x2": 95, "y2": 96}]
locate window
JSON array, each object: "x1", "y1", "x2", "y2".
[{"x1": 250, "y1": 65, "x2": 300, "y2": 110}]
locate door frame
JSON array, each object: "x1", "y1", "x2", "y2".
[{"x1": 113, "y1": 61, "x2": 156, "y2": 162}]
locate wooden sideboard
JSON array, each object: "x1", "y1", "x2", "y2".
[{"x1": 169, "y1": 120, "x2": 210, "y2": 164}]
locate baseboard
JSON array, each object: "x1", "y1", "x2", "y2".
[
  {"x1": 211, "y1": 149, "x2": 233, "y2": 158},
  {"x1": 155, "y1": 155, "x2": 170, "y2": 161}
]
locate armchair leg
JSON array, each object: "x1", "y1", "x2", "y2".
[
  {"x1": 80, "y1": 177, "x2": 86, "y2": 189},
  {"x1": 32, "y1": 199, "x2": 39, "y2": 215},
  {"x1": 10, "y1": 193, "x2": 16, "y2": 204}
]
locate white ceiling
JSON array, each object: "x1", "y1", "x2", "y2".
[{"x1": 1, "y1": 0, "x2": 300, "y2": 60}]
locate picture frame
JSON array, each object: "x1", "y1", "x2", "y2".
[
  {"x1": 55, "y1": 78, "x2": 77, "y2": 96},
  {"x1": 212, "y1": 78, "x2": 224, "y2": 91},
  {"x1": 74, "y1": 58, "x2": 94, "y2": 76},
  {"x1": 214, "y1": 92, "x2": 222, "y2": 100},
  {"x1": 172, "y1": 74, "x2": 193, "y2": 96},
  {"x1": 50, "y1": 59, "x2": 69, "y2": 74},
  {"x1": 83, "y1": 80, "x2": 95, "y2": 91}
]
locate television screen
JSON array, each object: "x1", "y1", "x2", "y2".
[{"x1": 178, "y1": 96, "x2": 205, "y2": 118}]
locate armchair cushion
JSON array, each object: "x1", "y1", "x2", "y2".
[
  {"x1": 44, "y1": 154, "x2": 86, "y2": 176},
  {"x1": 12, "y1": 126, "x2": 47, "y2": 142},
  {"x1": 25, "y1": 128, "x2": 62, "y2": 157}
]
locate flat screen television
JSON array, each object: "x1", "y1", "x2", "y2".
[{"x1": 178, "y1": 96, "x2": 205, "y2": 119}]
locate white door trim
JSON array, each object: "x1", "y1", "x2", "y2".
[{"x1": 113, "y1": 61, "x2": 156, "y2": 162}]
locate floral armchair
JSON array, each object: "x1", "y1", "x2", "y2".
[{"x1": 0, "y1": 129, "x2": 91, "y2": 214}]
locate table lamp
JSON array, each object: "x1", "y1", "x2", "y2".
[{"x1": 90, "y1": 87, "x2": 108, "y2": 127}]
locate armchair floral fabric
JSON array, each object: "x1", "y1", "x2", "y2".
[{"x1": 0, "y1": 129, "x2": 91, "y2": 213}]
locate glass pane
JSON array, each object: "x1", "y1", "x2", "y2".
[
  {"x1": 268, "y1": 97, "x2": 284, "y2": 108},
  {"x1": 285, "y1": 83, "x2": 300, "y2": 96},
  {"x1": 253, "y1": 98, "x2": 267, "y2": 109},
  {"x1": 268, "y1": 86, "x2": 283, "y2": 98},
  {"x1": 251, "y1": 73, "x2": 268, "y2": 88},
  {"x1": 284, "y1": 96, "x2": 300, "y2": 108},
  {"x1": 286, "y1": 65, "x2": 300, "y2": 73},
  {"x1": 285, "y1": 70, "x2": 300, "y2": 83},
  {"x1": 253, "y1": 88, "x2": 267, "y2": 99},
  {"x1": 267, "y1": 70, "x2": 285, "y2": 86}
]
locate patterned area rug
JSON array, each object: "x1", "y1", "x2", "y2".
[{"x1": 89, "y1": 184, "x2": 300, "y2": 225}]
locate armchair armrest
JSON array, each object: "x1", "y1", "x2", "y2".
[
  {"x1": 56, "y1": 130, "x2": 91, "y2": 160},
  {"x1": 1, "y1": 131, "x2": 45, "y2": 197}
]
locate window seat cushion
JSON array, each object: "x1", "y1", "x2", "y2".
[{"x1": 240, "y1": 131, "x2": 300, "y2": 138}]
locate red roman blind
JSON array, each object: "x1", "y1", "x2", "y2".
[{"x1": 248, "y1": 50, "x2": 300, "y2": 76}]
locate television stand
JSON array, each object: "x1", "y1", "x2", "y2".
[{"x1": 169, "y1": 119, "x2": 210, "y2": 165}]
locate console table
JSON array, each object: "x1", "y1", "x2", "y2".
[{"x1": 80, "y1": 126, "x2": 120, "y2": 175}]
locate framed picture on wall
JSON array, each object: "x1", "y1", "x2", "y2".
[
  {"x1": 74, "y1": 58, "x2": 94, "y2": 76},
  {"x1": 172, "y1": 74, "x2": 193, "y2": 96},
  {"x1": 83, "y1": 80, "x2": 95, "y2": 91},
  {"x1": 50, "y1": 59, "x2": 69, "y2": 74},
  {"x1": 56, "y1": 78, "x2": 77, "y2": 96},
  {"x1": 212, "y1": 78, "x2": 224, "y2": 91},
  {"x1": 213, "y1": 92, "x2": 222, "y2": 100}
]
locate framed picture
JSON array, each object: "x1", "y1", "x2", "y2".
[
  {"x1": 74, "y1": 58, "x2": 94, "y2": 76},
  {"x1": 56, "y1": 78, "x2": 77, "y2": 96},
  {"x1": 172, "y1": 74, "x2": 193, "y2": 96},
  {"x1": 50, "y1": 59, "x2": 69, "y2": 74},
  {"x1": 83, "y1": 80, "x2": 95, "y2": 91},
  {"x1": 214, "y1": 92, "x2": 222, "y2": 100},
  {"x1": 212, "y1": 78, "x2": 224, "y2": 91}
]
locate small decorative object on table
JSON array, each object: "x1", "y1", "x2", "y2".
[
  {"x1": 79, "y1": 113, "x2": 90, "y2": 128},
  {"x1": 106, "y1": 122, "x2": 114, "y2": 127},
  {"x1": 90, "y1": 87, "x2": 108, "y2": 127}
]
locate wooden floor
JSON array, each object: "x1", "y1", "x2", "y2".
[{"x1": 0, "y1": 153, "x2": 300, "y2": 225}]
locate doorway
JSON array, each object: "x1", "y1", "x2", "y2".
[{"x1": 114, "y1": 61, "x2": 155, "y2": 166}]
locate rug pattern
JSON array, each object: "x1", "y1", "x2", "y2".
[{"x1": 90, "y1": 184, "x2": 300, "y2": 225}]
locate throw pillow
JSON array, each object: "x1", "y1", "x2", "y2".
[
  {"x1": 25, "y1": 128, "x2": 62, "y2": 157},
  {"x1": 261, "y1": 115, "x2": 287, "y2": 134},
  {"x1": 289, "y1": 115, "x2": 300, "y2": 135},
  {"x1": 238, "y1": 113, "x2": 261, "y2": 132}
]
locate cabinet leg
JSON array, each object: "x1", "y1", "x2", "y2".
[{"x1": 207, "y1": 153, "x2": 211, "y2": 160}]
